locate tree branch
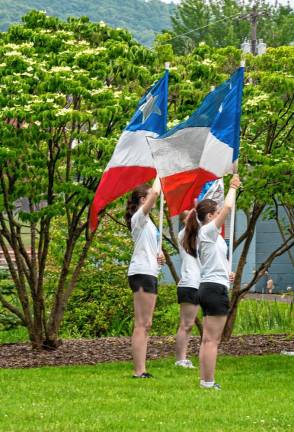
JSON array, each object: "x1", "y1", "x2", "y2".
[
  {"x1": 240, "y1": 235, "x2": 294, "y2": 295},
  {"x1": 0, "y1": 294, "x2": 26, "y2": 325}
]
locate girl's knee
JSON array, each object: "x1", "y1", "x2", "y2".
[
  {"x1": 202, "y1": 334, "x2": 221, "y2": 345},
  {"x1": 181, "y1": 320, "x2": 194, "y2": 333},
  {"x1": 135, "y1": 320, "x2": 152, "y2": 333}
]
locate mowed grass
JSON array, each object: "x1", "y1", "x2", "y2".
[{"x1": 0, "y1": 356, "x2": 293, "y2": 432}]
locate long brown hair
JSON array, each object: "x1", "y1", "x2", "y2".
[
  {"x1": 182, "y1": 199, "x2": 218, "y2": 257},
  {"x1": 125, "y1": 184, "x2": 150, "y2": 231}
]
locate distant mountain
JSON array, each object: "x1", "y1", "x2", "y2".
[{"x1": 0, "y1": 0, "x2": 175, "y2": 46}]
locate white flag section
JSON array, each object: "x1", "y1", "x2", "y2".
[{"x1": 147, "y1": 67, "x2": 244, "y2": 217}]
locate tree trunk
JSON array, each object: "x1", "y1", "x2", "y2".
[
  {"x1": 45, "y1": 230, "x2": 95, "y2": 348},
  {"x1": 222, "y1": 204, "x2": 265, "y2": 340},
  {"x1": 222, "y1": 289, "x2": 242, "y2": 340}
]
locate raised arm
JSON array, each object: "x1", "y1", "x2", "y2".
[
  {"x1": 141, "y1": 175, "x2": 161, "y2": 215},
  {"x1": 214, "y1": 174, "x2": 240, "y2": 229}
]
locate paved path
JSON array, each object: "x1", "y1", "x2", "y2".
[{"x1": 245, "y1": 293, "x2": 293, "y2": 304}]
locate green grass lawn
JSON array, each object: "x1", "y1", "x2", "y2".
[{"x1": 0, "y1": 356, "x2": 293, "y2": 432}]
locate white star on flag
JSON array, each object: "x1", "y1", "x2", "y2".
[{"x1": 139, "y1": 93, "x2": 162, "y2": 122}]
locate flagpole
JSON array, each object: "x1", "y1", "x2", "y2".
[
  {"x1": 228, "y1": 59, "x2": 245, "y2": 275},
  {"x1": 158, "y1": 189, "x2": 164, "y2": 254},
  {"x1": 228, "y1": 164, "x2": 237, "y2": 274},
  {"x1": 157, "y1": 62, "x2": 170, "y2": 256}
]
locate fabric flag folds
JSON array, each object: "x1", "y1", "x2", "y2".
[
  {"x1": 197, "y1": 178, "x2": 225, "y2": 236},
  {"x1": 197, "y1": 179, "x2": 224, "y2": 206},
  {"x1": 147, "y1": 67, "x2": 244, "y2": 217},
  {"x1": 89, "y1": 71, "x2": 169, "y2": 231}
]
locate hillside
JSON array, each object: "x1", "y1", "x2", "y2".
[{"x1": 0, "y1": 0, "x2": 175, "y2": 46}]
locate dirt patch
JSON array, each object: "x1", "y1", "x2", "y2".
[{"x1": 0, "y1": 334, "x2": 293, "y2": 369}]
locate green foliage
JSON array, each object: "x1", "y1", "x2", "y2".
[
  {"x1": 0, "y1": 326, "x2": 27, "y2": 343},
  {"x1": 238, "y1": 46, "x2": 294, "y2": 213},
  {"x1": 0, "y1": 0, "x2": 175, "y2": 47},
  {"x1": 63, "y1": 256, "x2": 294, "y2": 337},
  {"x1": 171, "y1": 0, "x2": 294, "y2": 54},
  {"x1": 0, "y1": 270, "x2": 20, "y2": 330},
  {"x1": 234, "y1": 298, "x2": 294, "y2": 335}
]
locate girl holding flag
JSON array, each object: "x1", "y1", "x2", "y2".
[
  {"x1": 196, "y1": 174, "x2": 240, "y2": 389},
  {"x1": 125, "y1": 177, "x2": 165, "y2": 378},
  {"x1": 179, "y1": 174, "x2": 240, "y2": 388}
]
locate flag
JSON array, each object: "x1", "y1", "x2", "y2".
[
  {"x1": 197, "y1": 178, "x2": 225, "y2": 237},
  {"x1": 147, "y1": 67, "x2": 244, "y2": 217},
  {"x1": 89, "y1": 71, "x2": 169, "y2": 231},
  {"x1": 197, "y1": 178, "x2": 224, "y2": 206}
]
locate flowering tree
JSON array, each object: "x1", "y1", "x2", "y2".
[{"x1": 0, "y1": 11, "x2": 161, "y2": 349}]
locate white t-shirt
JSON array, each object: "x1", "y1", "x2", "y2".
[
  {"x1": 198, "y1": 221, "x2": 229, "y2": 288},
  {"x1": 177, "y1": 229, "x2": 201, "y2": 289},
  {"x1": 128, "y1": 207, "x2": 159, "y2": 277}
]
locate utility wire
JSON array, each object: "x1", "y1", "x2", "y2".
[{"x1": 156, "y1": 11, "x2": 260, "y2": 46}]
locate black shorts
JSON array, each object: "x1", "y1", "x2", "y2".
[
  {"x1": 128, "y1": 274, "x2": 158, "y2": 294},
  {"x1": 198, "y1": 282, "x2": 230, "y2": 316},
  {"x1": 177, "y1": 286, "x2": 200, "y2": 305}
]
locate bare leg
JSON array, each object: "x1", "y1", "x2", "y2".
[
  {"x1": 175, "y1": 303, "x2": 199, "y2": 361},
  {"x1": 132, "y1": 288, "x2": 157, "y2": 376},
  {"x1": 199, "y1": 316, "x2": 227, "y2": 382}
]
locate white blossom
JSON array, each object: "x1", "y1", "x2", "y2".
[
  {"x1": 245, "y1": 94, "x2": 269, "y2": 108},
  {"x1": 55, "y1": 108, "x2": 72, "y2": 117},
  {"x1": 4, "y1": 51, "x2": 23, "y2": 57},
  {"x1": 50, "y1": 66, "x2": 72, "y2": 73},
  {"x1": 64, "y1": 40, "x2": 77, "y2": 46},
  {"x1": 21, "y1": 72, "x2": 33, "y2": 77}
]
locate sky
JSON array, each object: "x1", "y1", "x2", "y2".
[{"x1": 160, "y1": 0, "x2": 294, "y2": 6}]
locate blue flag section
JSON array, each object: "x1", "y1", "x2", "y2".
[
  {"x1": 126, "y1": 70, "x2": 169, "y2": 135},
  {"x1": 210, "y1": 67, "x2": 244, "y2": 162},
  {"x1": 197, "y1": 180, "x2": 217, "y2": 201},
  {"x1": 89, "y1": 70, "x2": 169, "y2": 232}
]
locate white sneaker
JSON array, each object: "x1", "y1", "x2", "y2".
[
  {"x1": 175, "y1": 359, "x2": 195, "y2": 369},
  {"x1": 200, "y1": 382, "x2": 221, "y2": 390}
]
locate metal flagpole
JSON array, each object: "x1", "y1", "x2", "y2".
[
  {"x1": 158, "y1": 62, "x2": 170, "y2": 256},
  {"x1": 158, "y1": 189, "x2": 164, "y2": 254},
  {"x1": 228, "y1": 164, "x2": 237, "y2": 274},
  {"x1": 228, "y1": 60, "x2": 245, "y2": 275}
]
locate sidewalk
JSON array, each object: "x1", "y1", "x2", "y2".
[{"x1": 245, "y1": 293, "x2": 293, "y2": 304}]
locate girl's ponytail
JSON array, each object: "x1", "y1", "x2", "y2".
[
  {"x1": 182, "y1": 209, "x2": 200, "y2": 257},
  {"x1": 125, "y1": 184, "x2": 150, "y2": 231}
]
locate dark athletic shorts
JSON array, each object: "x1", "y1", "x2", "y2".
[
  {"x1": 128, "y1": 274, "x2": 158, "y2": 294},
  {"x1": 177, "y1": 286, "x2": 200, "y2": 305},
  {"x1": 198, "y1": 282, "x2": 230, "y2": 316}
]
